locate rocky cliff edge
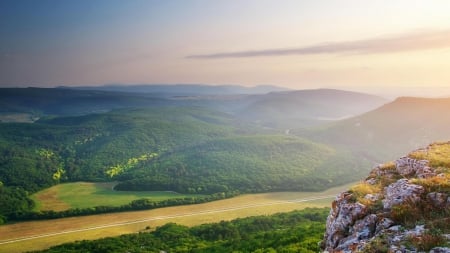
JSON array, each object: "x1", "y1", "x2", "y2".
[{"x1": 322, "y1": 142, "x2": 450, "y2": 252}]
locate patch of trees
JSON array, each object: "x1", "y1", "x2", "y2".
[
  {"x1": 34, "y1": 208, "x2": 329, "y2": 253},
  {"x1": 0, "y1": 185, "x2": 34, "y2": 224}
]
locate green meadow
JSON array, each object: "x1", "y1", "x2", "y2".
[{"x1": 31, "y1": 182, "x2": 204, "y2": 211}]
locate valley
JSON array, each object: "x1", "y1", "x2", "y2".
[
  {"x1": 1, "y1": 86, "x2": 450, "y2": 252},
  {"x1": 0, "y1": 182, "x2": 353, "y2": 253}
]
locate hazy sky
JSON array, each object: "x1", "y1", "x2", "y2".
[{"x1": 1, "y1": 0, "x2": 450, "y2": 95}]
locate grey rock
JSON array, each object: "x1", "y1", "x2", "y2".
[
  {"x1": 395, "y1": 157, "x2": 429, "y2": 176},
  {"x1": 322, "y1": 149, "x2": 450, "y2": 252},
  {"x1": 416, "y1": 165, "x2": 436, "y2": 178},
  {"x1": 430, "y1": 247, "x2": 450, "y2": 253},
  {"x1": 323, "y1": 192, "x2": 368, "y2": 251},
  {"x1": 364, "y1": 193, "x2": 382, "y2": 202},
  {"x1": 383, "y1": 179, "x2": 424, "y2": 210},
  {"x1": 376, "y1": 217, "x2": 395, "y2": 234},
  {"x1": 335, "y1": 235, "x2": 359, "y2": 252},
  {"x1": 352, "y1": 214, "x2": 377, "y2": 239}
]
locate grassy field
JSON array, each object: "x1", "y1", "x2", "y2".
[
  {"x1": 31, "y1": 182, "x2": 204, "y2": 211},
  {"x1": 0, "y1": 112, "x2": 37, "y2": 123},
  {"x1": 0, "y1": 182, "x2": 354, "y2": 253}
]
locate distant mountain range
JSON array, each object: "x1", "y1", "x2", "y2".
[
  {"x1": 60, "y1": 84, "x2": 289, "y2": 96},
  {"x1": 0, "y1": 87, "x2": 388, "y2": 129}
]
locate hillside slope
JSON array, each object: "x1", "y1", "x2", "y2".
[
  {"x1": 237, "y1": 89, "x2": 388, "y2": 128},
  {"x1": 322, "y1": 142, "x2": 450, "y2": 252},
  {"x1": 302, "y1": 97, "x2": 450, "y2": 162},
  {"x1": 115, "y1": 135, "x2": 345, "y2": 193}
]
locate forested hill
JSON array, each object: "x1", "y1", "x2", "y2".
[
  {"x1": 0, "y1": 105, "x2": 372, "y2": 223},
  {"x1": 0, "y1": 105, "x2": 362, "y2": 194},
  {"x1": 300, "y1": 97, "x2": 450, "y2": 162},
  {"x1": 236, "y1": 89, "x2": 388, "y2": 128},
  {"x1": 0, "y1": 87, "x2": 388, "y2": 224}
]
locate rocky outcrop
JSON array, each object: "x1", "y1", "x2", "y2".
[
  {"x1": 382, "y1": 179, "x2": 424, "y2": 210},
  {"x1": 322, "y1": 143, "x2": 450, "y2": 253}
]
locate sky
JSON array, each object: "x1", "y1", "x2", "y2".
[{"x1": 1, "y1": 0, "x2": 450, "y2": 96}]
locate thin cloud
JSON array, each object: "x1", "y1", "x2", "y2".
[{"x1": 186, "y1": 29, "x2": 450, "y2": 59}]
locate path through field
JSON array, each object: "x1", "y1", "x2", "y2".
[{"x1": 0, "y1": 183, "x2": 353, "y2": 253}]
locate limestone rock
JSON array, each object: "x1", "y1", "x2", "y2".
[
  {"x1": 382, "y1": 179, "x2": 424, "y2": 210},
  {"x1": 323, "y1": 192, "x2": 367, "y2": 250},
  {"x1": 375, "y1": 217, "x2": 394, "y2": 234},
  {"x1": 321, "y1": 144, "x2": 450, "y2": 252},
  {"x1": 430, "y1": 247, "x2": 450, "y2": 253},
  {"x1": 395, "y1": 157, "x2": 429, "y2": 176}
]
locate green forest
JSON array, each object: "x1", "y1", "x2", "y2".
[
  {"x1": 32, "y1": 208, "x2": 328, "y2": 253},
  {"x1": 2, "y1": 88, "x2": 450, "y2": 225},
  {"x1": 0, "y1": 101, "x2": 370, "y2": 223}
]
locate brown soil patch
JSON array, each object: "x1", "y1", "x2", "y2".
[{"x1": 33, "y1": 186, "x2": 70, "y2": 211}]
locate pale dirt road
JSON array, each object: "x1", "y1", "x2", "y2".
[{"x1": 0, "y1": 195, "x2": 335, "y2": 245}]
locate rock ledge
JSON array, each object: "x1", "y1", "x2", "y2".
[{"x1": 322, "y1": 143, "x2": 450, "y2": 252}]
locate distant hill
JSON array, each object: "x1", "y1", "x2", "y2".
[
  {"x1": 65, "y1": 84, "x2": 289, "y2": 96},
  {"x1": 0, "y1": 87, "x2": 173, "y2": 117},
  {"x1": 0, "y1": 88, "x2": 387, "y2": 130},
  {"x1": 302, "y1": 97, "x2": 450, "y2": 162},
  {"x1": 236, "y1": 89, "x2": 388, "y2": 128}
]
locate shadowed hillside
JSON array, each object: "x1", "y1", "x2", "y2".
[
  {"x1": 237, "y1": 89, "x2": 388, "y2": 128},
  {"x1": 300, "y1": 97, "x2": 450, "y2": 163}
]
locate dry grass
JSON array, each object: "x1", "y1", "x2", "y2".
[
  {"x1": 378, "y1": 161, "x2": 396, "y2": 172},
  {"x1": 408, "y1": 142, "x2": 450, "y2": 194},
  {"x1": 31, "y1": 185, "x2": 71, "y2": 211},
  {"x1": 409, "y1": 142, "x2": 450, "y2": 168},
  {"x1": 349, "y1": 182, "x2": 382, "y2": 206},
  {"x1": 410, "y1": 174, "x2": 450, "y2": 193},
  {"x1": 0, "y1": 182, "x2": 354, "y2": 253},
  {"x1": 407, "y1": 231, "x2": 448, "y2": 251}
]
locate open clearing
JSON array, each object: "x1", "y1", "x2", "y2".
[
  {"x1": 0, "y1": 112, "x2": 37, "y2": 123},
  {"x1": 31, "y1": 182, "x2": 204, "y2": 211},
  {"x1": 0, "y1": 182, "x2": 354, "y2": 253}
]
